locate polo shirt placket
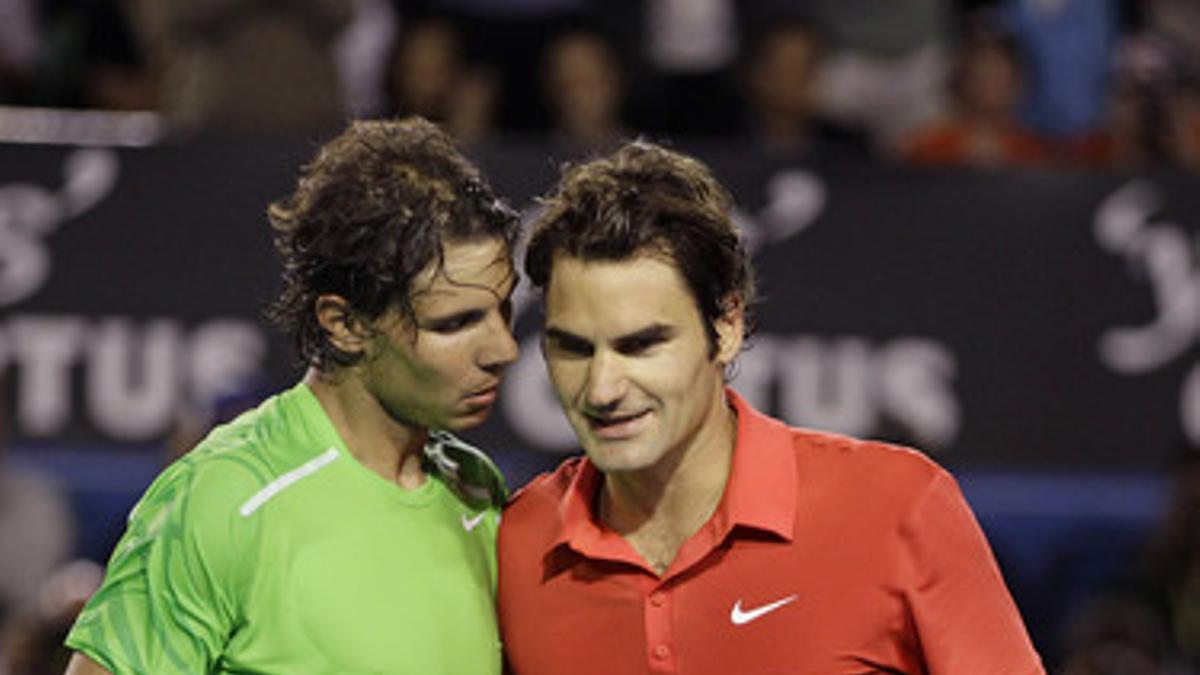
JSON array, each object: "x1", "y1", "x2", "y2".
[{"x1": 644, "y1": 585, "x2": 673, "y2": 672}]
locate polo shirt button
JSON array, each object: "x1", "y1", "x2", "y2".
[
  {"x1": 653, "y1": 645, "x2": 670, "y2": 660},
  {"x1": 650, "y1": 592, "x2": 665, "y2": 607}
]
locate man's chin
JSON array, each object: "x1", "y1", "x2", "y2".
[
  {"x1": 581, "y1": 439, "x2": 649, "y2": 474},
  {"x1": 448, "y1": 403, "x2": 495, "y2": 429}
]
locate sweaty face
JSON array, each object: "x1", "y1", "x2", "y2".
[
  {"x1": 542, "y1": 254, "x2": 742, "y2": 475},
  {"x1": 362, "y1": 237, "x2": 518, "y2": 432}
]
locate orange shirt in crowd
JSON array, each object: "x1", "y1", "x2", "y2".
[
  {"x1": 498, "y1": 389, "x2": 1045, "y2": 675},
  {"x1": 903, "y1": 120, "x2": 1048, "y2": 167}
]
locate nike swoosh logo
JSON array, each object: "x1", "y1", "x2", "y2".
[
  {"x1": 730, "y1": 595, "x2": 798, "y2": 625},
  {"x1": 461, "y1": 512, "x2": 487, "y2": 532}
]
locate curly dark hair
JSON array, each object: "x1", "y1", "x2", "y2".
[
  {"x1": 525, "y1": 139, "x2": 755, "y2": 356},
  {"x1": 266, "y1": 116, "x2": 520, "y2": 370}
]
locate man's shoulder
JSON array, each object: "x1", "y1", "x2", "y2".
[
  {"x1": 790, "y1": 425, "x2": 939, "y2": 465},
  {"x1": 505, "y1": 456, "x2": 585, "y2": 514},
  {"x1": 499, "y1": 455, "x2": 589, "y2": 551},
  {"x1": 735, "y1": 392, "x2": 945, "y2": 484},
  {"x1": 151, "y1": 389, "x2": 322, "y2": 519},
  {"x1": 783, "y1": 424, "x2": 948, "y2": 494},
  {"x1": 200, "y1": 385, "x2": 325, "y2": 466},
  {"x1": 497, "y1": 457, "x2": 586, "y2": 572}
]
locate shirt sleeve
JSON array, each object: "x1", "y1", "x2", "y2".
[
  {"x1": 65, "y1": 460, "x2": 250, "y2": 674},
  {"x1": 900, "y1": 471, "x2": 1046, "y2": 675}
]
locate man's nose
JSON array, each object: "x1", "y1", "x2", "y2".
[
  {"x1": 584, "y1": 349, "x2": 626, "y2": 410},
  {"x1": 479, "y1": 311, "x2": 519, "y2": 371}
]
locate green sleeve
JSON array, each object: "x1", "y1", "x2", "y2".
[{"x1": 66, "y1": 458, "x2": 253, "y2": 674}]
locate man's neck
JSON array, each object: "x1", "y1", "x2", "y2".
[
  {"x1": 599, "y1": 394, "x2": 738, "y2": 575},
  {"x1": 303, "y1": 368, "x2": 428, "y2": 489}
]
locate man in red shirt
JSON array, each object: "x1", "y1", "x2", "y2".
[{"x1": 498, "y1": 140, "x2": 1045, "y2": 674}]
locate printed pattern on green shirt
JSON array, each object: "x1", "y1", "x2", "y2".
[{"x1": 66, "y1": 382, "x2": 506, "y2": 675}]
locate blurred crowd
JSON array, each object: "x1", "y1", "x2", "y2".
[
  {"x1": 1053, "y1": 446, "x2": 1200, "y2": 675},
  {"x1": 0, "y1": 0, "x2": 1199, "y2": 171}
]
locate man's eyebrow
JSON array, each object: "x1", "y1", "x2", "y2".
[
  {"x1": 544, "y1": 324, "x2": 675, "y2": 349},
  {"x1": 613, "y1": 324, "x2": 674, "y2": 350},
  {"x1": 545, "y1": 326, "x2": 589, "y2": 345}
]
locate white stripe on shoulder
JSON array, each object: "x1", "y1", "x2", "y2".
[{"x1": 239, "y1": 448, "x2": 339, "y2": 517}]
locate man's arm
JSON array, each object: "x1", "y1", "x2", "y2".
[
  {"x1": 64, "y1": 652, "x2": 112, "y2": 675},
  {"x1": 905, "y1": 471, "x2": 1045, "y2": 673},
  {"x1": 62, "y1": 460, "x2": 249, "y2": 674}
]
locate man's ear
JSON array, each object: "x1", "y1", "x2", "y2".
[
  {"x1": 714, "y1": 294, "x2": 745, "y2": 365},
  {"x1": 315, "y1": 294, "x2": 369, "y2": 356}
]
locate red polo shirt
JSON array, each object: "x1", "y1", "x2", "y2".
[{"x1": 498, "y1": 389, "x2": 1044, "y2": 674}]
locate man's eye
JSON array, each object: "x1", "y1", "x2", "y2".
[
  {"x1": 429, "y1": 312, "x2": 480, "y2": 333},
  {"x1": 548, "y1": 336, "x2": 592, "y2": 357},
  {"x1": 616, "y1": 336, "x2": 665, "y2": 355}
]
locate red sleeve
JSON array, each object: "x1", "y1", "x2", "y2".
[{"x1": 900, "y1": 471, "x2": 1046, "y2": 675}]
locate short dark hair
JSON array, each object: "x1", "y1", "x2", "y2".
[
  {"x1": 267, "y1": 116, "x2": 519, "y2": 370},
  {"x1": 525, "y1": 140, "x2": 755, "y2": 355}
]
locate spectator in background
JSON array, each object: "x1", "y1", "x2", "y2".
[
  {"x1": 391, "y1": 0, "x2": 585, "y2": 136},
  {"x1": 0, "y1": 468, "x2": 74, "y2": 635},
  {"x1": 1055, "y1": 593, "x2": 1181, "y2": 674},
  {"x1": 1172, "y1": 83, "x2": 1200, "y2": 172},
  {"x1": 541, "y1": 25, "x2": 628, "y2": 152},
  {"x1": 1000, "y1": 0, "x2": 1122, "y2": 141},
  {"x1": 0, "y1": 376, "x2": 77, "y2": 672},
  {"x1": 901, "y1": 21, "x2": 1046, "y2": 168},
  {"x1": 32, "y1": 0, "x2": 156, "y2": 110},
  {"x1": 625, "y1": 0, "x2": 743, "y2": 137},
  {"x1": 0, "y1": 0, "x2": 39, "y2": 104},
  {"x1": 334, "y1": 0, "x2": 399, "y2": 120},
  {"x1": 803, "y1": 0, "x2": 953, "y2": 150},
  {"x1": 1145, "y1": 0, "x2": 1200, "y2": 88},
  {"x1": 1062, "y1": 35, "x2": 1200, "y2": 172},
  {"x1": 1135, "y1": 446, "x2": 1200, "y2": 668},
  {"x1": 124, "y1": 0, "x2": 352, "y2": 135},
  {"x1": 0, "y1": 376, "x2": 75, "y2": 641},
  {"x1": 2, "y1": 561, "x2": 102, "y2": 675},
  {"x1": 386, "y1": 14, "x2": 497, "y2": 144},
  {"x1": 1053, "y1": 442, "x2": 1200, "y2": 673},
  {"x1": 738, "y1": 18, "x2": 869, "y2": 160}
]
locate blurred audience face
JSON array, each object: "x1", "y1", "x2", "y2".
[
  {"x1": 391, "y1": 18, "x2": 463, "y2": 118},
  {"x1": 957, "y1": 40, "x2": 1025, "y2": 122},
  {"x1": 746, "y1": 24, "x2": 819, "y2": 121},
  {"x1": 1094, "y1": 37, "x2": 1200, "y2": 170},
  {"x1": 543, "y1": 30, "x2": 623, "y2": 144}
]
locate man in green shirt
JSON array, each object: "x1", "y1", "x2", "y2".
[{"x1": 63, "y1": 116, "x2": 520, "y2": 674}]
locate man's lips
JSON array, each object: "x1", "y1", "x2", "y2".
[
  {"x1": 462, "y1": 384, "x2": 500, "y2": 408},
  {"x1": 585, "y1": 409, "x2": 651, "y2": 439}
]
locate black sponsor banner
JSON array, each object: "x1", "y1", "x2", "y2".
[{"x1": 1, "y1": 139, "x2": 1197, "y2": 477}]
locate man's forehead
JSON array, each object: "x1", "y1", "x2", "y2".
[
  {"x1": 544, "y1": 260, "x2": 699, "y2": 339},
  {"x1": 411, "y1": 239, "x2": 515, "y2": 297},
  {"x1": 546, "y1": 253, "x2": 689, "y2": 299}
]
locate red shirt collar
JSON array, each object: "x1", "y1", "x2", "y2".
[
  {"x1": 713, "y1": 387, "x2": 797, "y2": 541},
  {"x1": 550, "y1": 387, "x2": 797, "y2": 570}
]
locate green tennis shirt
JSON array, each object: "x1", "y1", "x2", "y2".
[{"x1": 66, "y1": 382, "x2": 507, "y2": 674}]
